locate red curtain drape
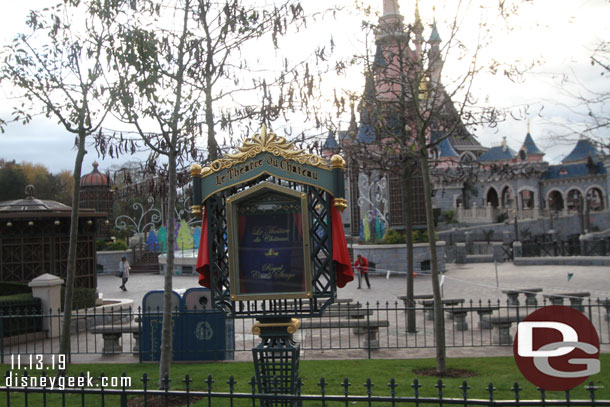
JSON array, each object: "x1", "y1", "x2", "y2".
[
  {"x1": 196, "y1": 209, "x2": 211, "y2": 288},
  {"x1": 330, "y1": 199, "x2": 354, "y2": 288},
  {"x1": 196, "y1": 199, "x2": 354, "y2": 289}
]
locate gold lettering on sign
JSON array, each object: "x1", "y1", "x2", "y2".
[
  {"x1": 251, "y1": 226, "x2": 289, "y2": 243},
  {"x1": 251, "y1": 263, "x2": 297, "y2": 281},
  {"x1": 214, "y1": 157, "x2": 319, "y2": 186}
]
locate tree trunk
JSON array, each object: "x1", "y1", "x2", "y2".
[
  {"x1": 160, "y1": 147, "x2": 177, "y2": 388},
  {"x1": 205, "y1": 85, "x2": 218, "y2": 161},
  {"x1": 418, "y1": 143, "x2": 446, "y2": 374},
  {"x1": 401, "y1": 165, "x2": 416, "y2": 332},
  {"x1": 59, "y1": 130, "x2": 87, "y2": 366}
]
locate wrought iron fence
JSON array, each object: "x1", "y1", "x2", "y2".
[
  {"x1": 1, "y1": 297, "x2": 608, "y2": 362},
  {"x1": 1, "y1": 372, "x2": 609, "y2": 407},
  {"x1": 521, "y1": 236, "x2": 610, "y2": 257}
]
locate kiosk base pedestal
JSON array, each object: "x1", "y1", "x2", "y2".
[{"x1": 252, "y1": 316, "x2": 301, "y2": 407}]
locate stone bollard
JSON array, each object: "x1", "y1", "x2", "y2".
[
  {"x1": 29, "y1": 273, "x2": 64, "y2": 338},
  {"x1": 512, "y1": 241, "x2": 522, "y2": 258}
]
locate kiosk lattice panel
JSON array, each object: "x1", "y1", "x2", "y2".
[{"x1": 207, "y1": 178, "x2": 335, "y2": 318}]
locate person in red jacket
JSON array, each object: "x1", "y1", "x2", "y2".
[{"x1": 354, "y1": 254, "x2": 371, "y2": 289}]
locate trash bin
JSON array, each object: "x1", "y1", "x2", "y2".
[
  {"x1": 140, "y1": 290, "x2": 181, "y2": 362},
  {"x1": 176, "y1": 288, "x2": 234, "y2": 361}
]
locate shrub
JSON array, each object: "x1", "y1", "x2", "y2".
[
  {"x1": 61, "y1": 287, "x2": 97, "y2": 310},
  {"x1": 382, "y1": 229, "x2": 406, "y2": 244},
  {"x1": 97, "y1": 239, "x2": 128, "y2": 251},
  {"x1": 107, "y1": 240, "x2": 128, "y2": 251},
  {"x1": 0, "y1": 294, "x2": 42, "y2": 337},
  {"x1": 96, "y1": 239, "x2": 107, "y2": 251},
  {"x1": 0, "y1": 281, "x2": 31, "y2": 296},
  {"x1": 412, "y1": 229, "x2": 429, "y2": 243},
  {"x1": 444, "y1": 209, "x2": 458, "y2": 224},
  {"x1": 0, "y1": 293, "x2": 35, "y2": 303},
  {"x1": 496, "y1": 212, "x2": 508, "y2": 223}
]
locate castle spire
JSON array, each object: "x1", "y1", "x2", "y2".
[
  {"x1": 413, "y1": 0, "x2": 424, "y2": 34},
  {"x1": 382, "y1": 0, "x2": 400, "y2": 16},
  {"x1": 379, "y1": 0, "x2": 405, "y2": 39}
]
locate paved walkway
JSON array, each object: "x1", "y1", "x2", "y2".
[
  {"x1": 99, "y1": 261, "x2": 610, "y2": 309},
  {"x1": 89, "y1": 261, "x2": 610, "y2": 363}
]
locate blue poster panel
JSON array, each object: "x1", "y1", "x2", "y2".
[{"x1": 228, "y1": 183, "x2": 312, "y2": 300}]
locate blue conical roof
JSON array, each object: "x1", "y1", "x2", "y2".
[
  {"x1": 322, "y1": 130, "x2": 339, "y2": 150},
  {"x1": 429, "y1": 22, "x2": 441, "y2": 42},
  {"x1": 521, "y1": 133, "x2": 543, "y2": 155},
  {"x1": 562, "y1": 138, "x2": 601, "y2": 163},
  {"x1": 431, "y1": 130, "x2": 458, "y2": 157}
]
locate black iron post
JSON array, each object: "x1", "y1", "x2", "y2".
[
  {"x1": 585, "y1": 193, "x2": 591, "y2": 233},
  {"x1": 252, "y1": 316, "x2": 301, "y2": 407}
]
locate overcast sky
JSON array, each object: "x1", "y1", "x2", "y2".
[{"x1": 0, "y1": 0, "x2": 608, "y2": 174}]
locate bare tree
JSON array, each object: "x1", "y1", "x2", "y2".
[
  {"x1": 106, "y1": 0, "x2": 334, "y2": 386},
  {"x1": 341, "y1": 1, "x2": 533, "y2": 373},
  {"x1": 547, "y1": 41, "x2": 609, "y2": 152},
  {"x1": 0, "y1": 0, "x2": 117, "y2": 366}
]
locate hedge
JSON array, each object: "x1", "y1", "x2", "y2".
[{"x1": 0, "y1": 295, "x2": 43, "y2": 338}]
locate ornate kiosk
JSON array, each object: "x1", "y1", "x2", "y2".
[{"x1": 191, "y1": 126, "x2": 353, "y2": 405}]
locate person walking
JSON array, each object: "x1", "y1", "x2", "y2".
[
  {"x1": 354, "y1": 254, "x2": 371, "y2": 289},
  {"x1": 119, "y1": 256, "x2": 130, "y2": 291}
]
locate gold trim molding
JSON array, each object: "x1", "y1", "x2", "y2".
[
  {"x1": 333, "y1": 198, "x2": 348, "y2": 212},
  {"x1": 198, "y1": 125, "x2": 330, "y2": 177},
  {"x1": 252, "y1": 318, "x2": 301, "y2": 335}
]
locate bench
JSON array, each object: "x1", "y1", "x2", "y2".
[
  {"x1": 501, "y1": 288, "x2": 543, "y2": 306},
  {"x1": 483, "y1": 314, "x2": 526, "y2": 345},
  {"x1": 91, "y1": 323, "x2": 140, "y2": 355},
  {"x1": 397, "y1": 294, "x2": 433, "y2": 308},
  {"x1": 320, "y1": 309, "x2": 373, "y2": 319},
  {"x1": 544, "y1": 292, "x2": 590, "y2": 311},
  {"x1": 419, "y1": 298, "x2": 465, "y2": 321},
  {"x1": 320, "y1": 309, "x2": 375, "y2": 335},
  {"x1": 445, "y1": 306, "x2": 499, "y2": 331},
  {"x1": 300, "y1": 319, "x2": 389, "y2": 349},
  {"x1": 477, "y1": 307, "x2": 501, "y2": 329}
]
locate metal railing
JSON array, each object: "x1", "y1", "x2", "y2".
[
  {"x1": 1, "y1": 372, "x2": 609, "y2": 407},
  {"x1": 1, "y1": 298, "x2": 608, "y2": 362},
  {"x1": 522, "y1": 236, "x2": 610, "y2": 257}
]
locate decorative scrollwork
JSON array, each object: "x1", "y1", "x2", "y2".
[
  {"x1": 175, "y1": 195, "x2": 201, "y2": 227},
  {"x1": 114, "y1": 196, "x2": 162, "y2": 235},
  {"x1": 199, "y1": 125, "x2": 330, "y2": 177},
  {"x1": 357, "y1": 173, "x2": 389, "y2": 240}
]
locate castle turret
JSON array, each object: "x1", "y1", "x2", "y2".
[
  {"x1": 517, "y1": 131, "x2": 544, "y2": 162},
  {"x1": 413, "y1": 0, "x2": 424, "y2": 58},
  {"x1": 428, "y1": 11, "x2": 443, "y2": 87}
]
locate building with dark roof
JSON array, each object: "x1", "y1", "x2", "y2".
[
  {"x1": 80, "y1": 162, "x2": 113, "y2": 237},
  {"x1": 0, "y1": 185, "x2": 102, "y2": 288}
]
